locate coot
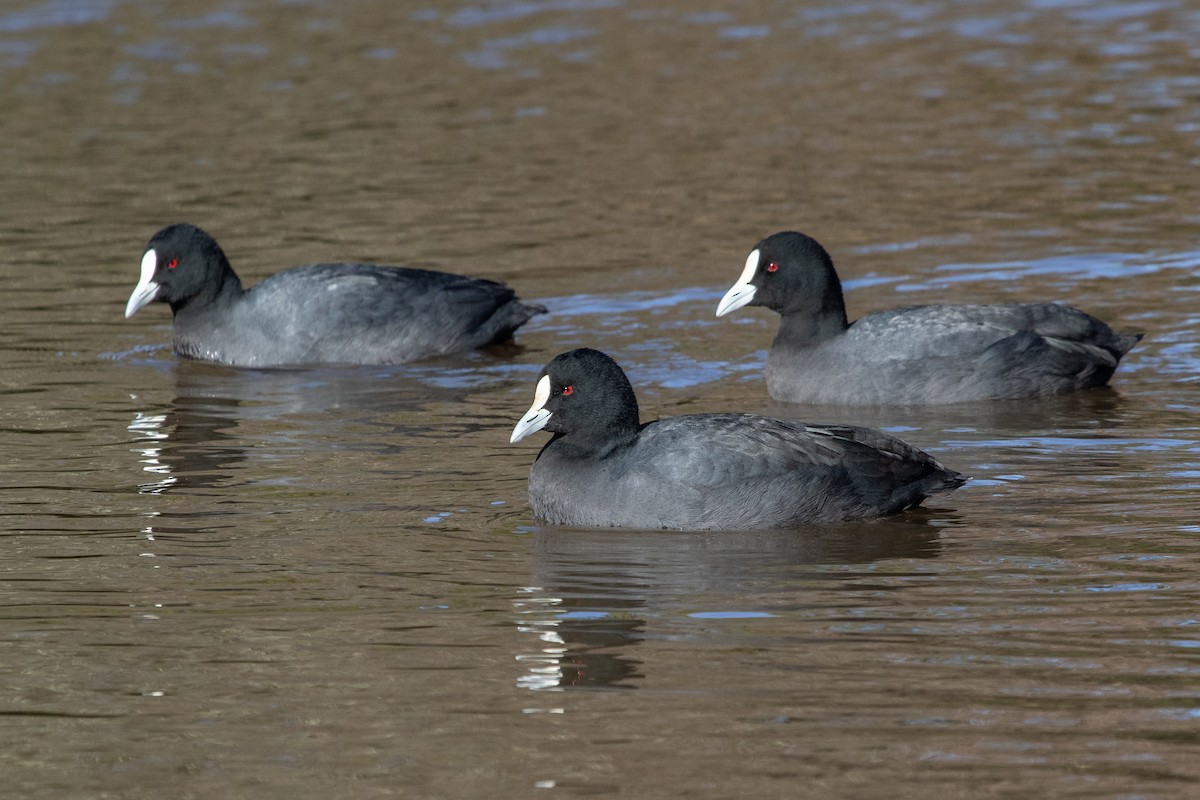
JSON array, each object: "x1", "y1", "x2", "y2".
[
  {"x1": 124, "y1": 223, "x2": 546, "y2": 367},
  {"x1": 510, "y1": 348, "x2": 967, "y2": 530},
  {"x1": 716, "y1": 231, "x2": 1141, "y2": 405}
]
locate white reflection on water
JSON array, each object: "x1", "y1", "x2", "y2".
[
  {"x1": 127, "y1": 409, "x2": 177, "y2": 494},
  {"x1": 514, "y1": 585, "x2": 568, "y2": 693}
]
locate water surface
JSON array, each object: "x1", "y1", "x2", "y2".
[{"x1": 2, "y1": 1, "x2": 1199, "y2": 797}]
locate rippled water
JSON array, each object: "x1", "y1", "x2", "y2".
[{"x1": 2, "y1": 0, "x2": 1200, "y2": 797}]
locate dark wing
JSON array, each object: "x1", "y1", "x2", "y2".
[
  {"x1": 797, "y1": 422, "x2": 968, "y2": 502},
  {"x1": 851, "y1": 302, "x2": 1134, "y2": 360},
  {"x1": 846, "y1": 302, "x2": 1140, "y2": 394},
  {"x1": 632, "y1": 414, "x2": 965, "y2": 522},
  {"x1": 245, "y1": 263, "x2": 544, "y2": 360}
]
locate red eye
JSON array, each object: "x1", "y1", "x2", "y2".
[
  {"x1": 766, "y1": 262, "x2": 779, "y2": 273},
  {"x1": 562, "y1": 385, "x2": 574, "y2": 396},
  {"x1": 167, "y1": 258, "x2": 179, "y2": 269}
]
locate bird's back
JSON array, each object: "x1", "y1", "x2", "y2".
[
  {"x1": 178, "y1": 263, "x2": 544, "y2": 366},
  {"x1": 530, "y1": 414, "x2": 965, "y2": 529},
  {"x1": 768, "y1": 302, "x2": 1140, "y2": 404}
]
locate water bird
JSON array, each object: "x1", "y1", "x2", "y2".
[
  {"x1": 124, "y1": 223, "x2": 546, "y2": 367},
  {"x1": 716, "y1": 231, "x2": 1141, "y2": 405},
  {"x1": 510, "y1": 348, "x2": 967, "y2": 530}
]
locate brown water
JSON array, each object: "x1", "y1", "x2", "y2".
[{"x1": 2, "y1": 0, "x2": 1199, "y2": 797}]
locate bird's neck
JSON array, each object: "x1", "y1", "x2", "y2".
[
  {"x1": 548, "y1": 423, "x2": 639, "y2": 460},
  {"x1": 171, "y1": 271, "x2": 245, "y2": 318},
  {"x1": 772, "y1": 305, "x2": 849, "y2": 351}
]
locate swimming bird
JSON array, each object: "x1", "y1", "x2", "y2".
[
  {"x1": 510, "y1": 348, "x2": 967, "y2": 530},
  {"x1": 124, "y1": 223, "x2": 546, "y2": 367},
  {"x1": 716, "y1": 231, "x2": 1141, "y2": 405}
]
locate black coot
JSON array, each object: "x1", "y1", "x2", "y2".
[
  {"x1": 716, "y1": 231, "x2": 1141, "y2": 405},
  {"x1": 124, "y1": 223, "x2": 546, "y2": 367},
  {"x1": 509, "y1": 348, "x2": 967, "y2": 530}
]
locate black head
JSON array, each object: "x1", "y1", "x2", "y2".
[
  {"x1": 510, "y1": 348, "x2": 641, "y2": 456},
  {"x1": 124, "y1": 223, "x2": 242, "y2": 318},
  {"x1": 715, "y1": 231, "x2": 847, "y2": 321}
]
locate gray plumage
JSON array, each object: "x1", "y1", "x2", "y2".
[
  {"x1": 125, "y1": 223, "x2": 546, "y2": 367},
  {"x1": 511, "y1": 348, "x2": 967, "y2": 530},
  {"x1": 718, "y1": 231, "x2": 1141, "y2": 405}
]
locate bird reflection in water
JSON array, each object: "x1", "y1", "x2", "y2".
[
  {"x1": 513, "y1": 520, "x2": 950, "y2": 694},
  {"x1": 515, "y1": 586, "x2": 646, "y2": 692},
  {"x1": 127, "y1": 394, "x2": 246, "y2": 495}
]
